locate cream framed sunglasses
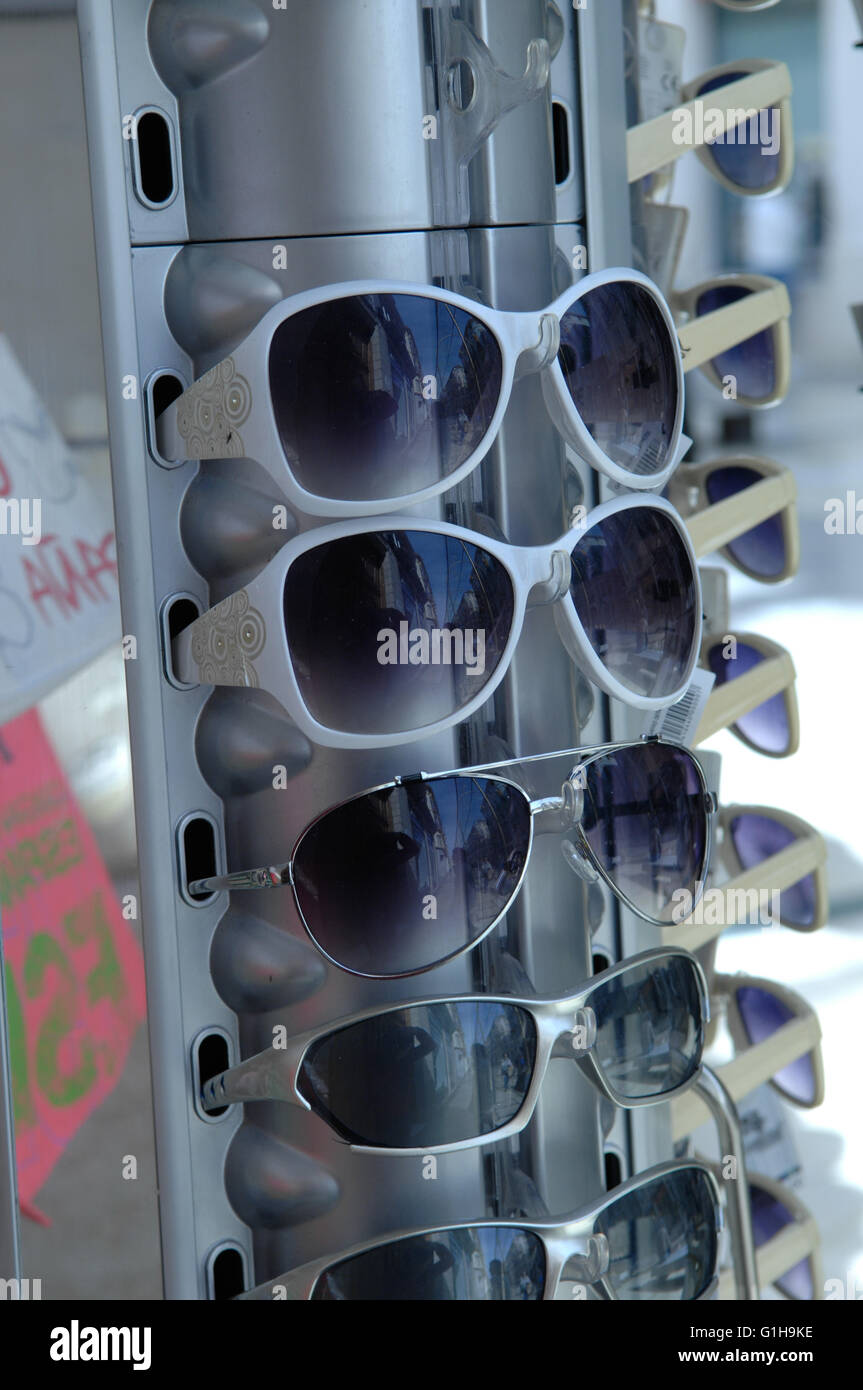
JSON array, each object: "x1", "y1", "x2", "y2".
[
  {"x1": 187, "y1": 737, "x2": 715, "y2": 977},
  {"x1": 628, "y1": 59, "x2": 793, "y2": 196},
  {"x1": 172, "y1": 495, "x2": 702, "y2": 749},
  {"x1": 154, "y1": 267, "x2": 693, "y2": 505},
  {"x1": 670, "y1": 455, "x2": 799, "y2": 583},
  {"x1": 200, "y1": 947, "x2": 708, "y2": 1153},
  {"x1": 702, "y1": 1161, "x2": 821, "y2": 1302},
  {"x1": 674, "y1": 273, "x2": 792, "y2": 408},
  {"x1": 237, "y1": 1160, "x2": 722, "y2": 1301},
  {"x1": 695, "y1": 631, "x2": 799, "y2": 757}
]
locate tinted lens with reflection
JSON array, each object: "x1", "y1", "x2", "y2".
[
  {"x1": 284, "y1": 530, "x2": 514, "y2": 734},
  {"x1": 293, "y1": 775, "x2": 531, "y2": 977},
  {"x1": 312, "y1": 1226, "x2": 546, "y2": 1300},
  {"x1": 735, "y1": 985, "x2": 817, "y2": 1104},
  {"x1": 589, "y1": 956, "x2": 704, "y2": 1099},
  {"x1": 558, "y1": 282, "x2": 678, "y2": 477},
  {"x1": 705, "y1": 465, "x2": 786, "y2": 578},
  {"x1": 696, "y1": 284, "x2": 777, "y2": 401},
  {"x1": 729, "y1": 812, "x2": 816, "y2": 927},
  {"x1": 594, "y1": 1167, "x2": 717, "y2": 1300},
  {"x1": 269, "y1": 293, "x2": 503, "y2": 501},
  {"x1": 695, "y1": 72, "x2": 782, "y2": 191},
  {"x1": 748, "y1": 1183, "x2": 813, "y2": 1300},
  {"x1": 298, "y1": 1001, "x2": 537, "y2": 1147},
  {"x1": 706, "y1": 640, "x2": 791, "y2": 754},
  {"x1": 579, "y1": 742, "x2": 708, "y2": 924},
  {"x1": 568, "y1": 507, "x2": 697, "y2": 698}
]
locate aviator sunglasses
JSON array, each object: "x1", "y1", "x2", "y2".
[
  {"x1": 171, "y1": 495, "x2": 702, "y2": 747},
  {"x1": 188, "y1": 737, "x2": 715, "y2": 977}
]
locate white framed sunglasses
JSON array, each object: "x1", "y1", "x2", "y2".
[
  {"x1": 200, "y1": 947, "x2": 709, "y2": 1154},
  {"x1": 237, "y1": 1159, "x2": 722, "y2": 1301},
  {"x1": 153, "y1": 267, "x2": 693, "y2": 505},
  {"x1": 171, "y1": 494, "x2": 702, "y2": 749}
]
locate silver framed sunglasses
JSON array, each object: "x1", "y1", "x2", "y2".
[
  {"x1": 238, "y1": 1159, "x2": 722, "y2": 1301},
  {"x1": 200, "y1": 947, "x2": 709, "y2": 1153},
  {"x1": 188, "y1": 736, "x2": 716, "y2": 977}
]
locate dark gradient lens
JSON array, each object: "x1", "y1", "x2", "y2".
[
  {"x1": 579, "y1": 742, "x2": 708, "y2": 924},
  {"x1": 589, "y1": 956, "x2": 704, "y2": 1099},
  {"x1": 568, "y1": 507, "x2": 697, "y2": 698},
  {"x1": 293, "y1": 775, "x2": 531, "y2": 976},
  {"x1": 594, "y1": 1167, "x2": 717, "y2": 1300},
  {"x1": 748, "y1": 1182, "x2": 813, "y2": 1300},
  {"x1": 735, "y1": 985, "x2": 817, "y2": 1104},
  {"x1": 696, "y1": 283, "x2": 777, "y2": 402},
  {"x1": 706, "y1": 640, "x2": 791, "y2": 754},
  {"x1": 298, "y1": 1001, "x2": 537, "y2": 1147},
  {"x1": 284, "y1": 530, "x2": 514, "y2": 734},
  {"x1": 695, "y1": 71, "x2": 782, "y2": 191},
  {"x1": 729, "y1": 813, "x2": 816, "y2": 928},
  {"x1": 312, "y1": 1226, "x2": 546, "y2": 1300},
  {"x1": 558, "y1": 282, "x2": 678, "y2": 477},
  {"x1": 705, "y1": 466, "x2": 786, "y2": 578},
  {"x1": 268, "y1": 293, "x2": 503, "y2": 501}
]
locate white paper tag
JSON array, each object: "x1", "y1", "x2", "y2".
[
  {"x1": 646, "y1": 667, "x2": 715, "y2": 746},
  {"x1": 637, "y1": 16, "x2": 685, "y2": 123}
]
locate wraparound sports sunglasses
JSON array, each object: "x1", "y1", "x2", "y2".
[
  {"x1": 154, "y1": 267, "x2": 692, "y2": 506},
  {"x1": 237, "y1": 1160, "x2": 721, "y2": 1301},
  {"x1": 200, "y1": 947, "x2": 708, "y2": 1152},
  {"x1": 172, "y1": 495, "x2": 702, "y2": 748},
  {"x1": 188, "y1": 737, "x2": 715, "y2": 977}
]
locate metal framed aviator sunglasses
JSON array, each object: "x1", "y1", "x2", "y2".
[
  {"x1": 154, "y1": 266, "x2": 693, "y2": 507},
  {"x1": 237, "y1": 1160, "x2": 722, "y2": 1301},
  {"x1": 172, "y1": 494, "x2": 702, "y2": 748},
  {"x1": 200, "y1": 947, "x2": 709, "y2": 1152},
  {"x1": 188, "y1": 736, "x2": 716, "y2": 978}
]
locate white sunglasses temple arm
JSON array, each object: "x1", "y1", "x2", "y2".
[
  {"x1": 693, "y1": 650, "x2": 795, "y2": 744},
  {"x1": 627, "y1": 65, "x2": 792, "y2": 183},
  {"x1": 683, "y1": 471, "x2": 796, "y2": 560},
  {"x1": 676, "y1": 283, "x2": 791, "y2": 374}
]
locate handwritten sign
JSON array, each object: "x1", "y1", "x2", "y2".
[
  {"x1": 0, "y1": 336, "x2": 119, "y2": 722},
  {"x1": 0, "y1": 709, "x2": 146, "y2": 1203}
]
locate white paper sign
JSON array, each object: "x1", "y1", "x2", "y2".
[{"x1": 0, "y1": 336, "x2": 119, "y2": 720}]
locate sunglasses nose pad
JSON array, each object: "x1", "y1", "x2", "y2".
[
  {"x1": 561, "y1": 837, "x2": 599, "y2": 884},
  {"x1": 514, "y1": 312, "x2": 560, "y2": 380},
  {"x1": 568, "y1": 1234, "x2": 611, "y2": 1287}
]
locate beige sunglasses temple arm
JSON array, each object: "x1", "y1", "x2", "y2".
[
  {"x1": 694, "y1": 651, "x2": 795, "y2": 744},
  {"x1": 677, "y1": 283, "x2": 791, "y2": 373},
  {"x1": 671, "y1": 1012, "x2": 822, "y2": 1140},
  {"x1": 717, "y1": 1215, "x2": 819, "y2": 1299},
  {"x1": 684, "y1": 471, "x2": 797, "y2": 560},
  {"x1": 626, "y1": 65, "x2": 791, "y2": 183},
  {"x1": 661, "y1": 834, "x2": 827, "y2": 953}
]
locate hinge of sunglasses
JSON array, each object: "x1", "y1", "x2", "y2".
[
  {"x1": 513, "y1": 312, "x2": 561, "y2": 380},
  {"x1": 527, "y1": 549, "x2": 571, "y2": 608}
]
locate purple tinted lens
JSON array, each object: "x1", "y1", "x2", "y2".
[
  {"x1": 580, "y1": 743, "x2": 708, "y2": 923},
  {"x1": 558, "y1": 282, "x2": 678, "y2": 477},
  {"x1": 293, "y1": 776, "x2": 531, "y2": 977},
  {"x1": 569, "y1": 507, "x2": 697, "y2": 699},
  {"x1": 735, "y1": 985, "x2": 817, "y2": 1104},
  {"x1": 268, "y1": 293, "x2": 503, "y2": 502},
  {"x1": 298, "y1": 1001, "x2": 537, "y2": 1147},
  {"x1": 312, "y1": 1227, "x2": 546, "y2": 1300},
  {"x1": 729, "y1": 813, "x2": 816, "y2": 928},
  {"x1": 706, "y1": 640, "x2": 791, "y2": 754},
  {"x1": 696, "y1": 284, "x2": 777, "y2": 402},
  {"x1": 695, "y1": 71, "x2": 783, "y2": 192},
  {"x1": 705, "y1": 466, "x2": 786, "y2": 578},
  {"x1": 748, "y1": 1183, "x2": 813, "y2": 1299},
  {"x1": 284, "y1": 530, "x2": 514, "y2": 734}
]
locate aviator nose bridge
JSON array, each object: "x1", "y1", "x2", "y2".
[{"x1": 512, "y1": 311, "x2": 561, "y2": 380}]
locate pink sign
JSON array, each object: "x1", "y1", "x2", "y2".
[{"x1": 0, "y1": 709, "x2": 146, "y2": 1203}]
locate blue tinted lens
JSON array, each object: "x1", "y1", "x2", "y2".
[
  {"x1": 312, "y1": 1226, "x2": 546, "y2": 1300},
  {"x1": 594, "y1": 1167, "x2": 717, "y2": 1300},
  {"x1": 735, "y1": 985, "x2": 817, "y2": 1104},
  {"x1": 705, "y1": 466, "x2": 786, "y2": 578},
  {"x1": 696, "y1": 284, "x2": 777, "y2": 402},
  {"x1": 748, "y1": 1182, "x2": 813, "y2": 1300},
  {"x1": 706, "y1": 639, "x2": 791, "y2": 754},
  {"x1": 695, "y1": 71, "x2": 782, "y2": 191},
  {"x1": 729, "y1": 813, "x2": 816, "y2": 928}
]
